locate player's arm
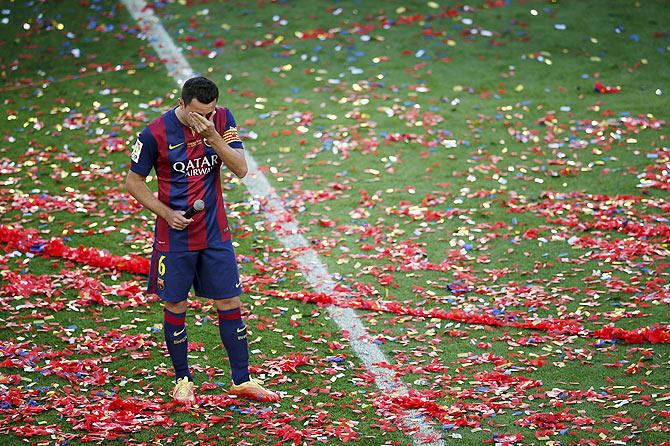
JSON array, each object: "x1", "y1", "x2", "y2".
[
  {"x1": 126, "y1": 131, "x2": 193, "y2": 230},
  {"x1": 188, "y1": 110, "x2": 248, "y2": 178},
  {"x1": 126, "y1": 170, "x2": 172, "y2": 219},
  {"x1": 125, "y1": 171, "x2": 193, "y2": 230}
]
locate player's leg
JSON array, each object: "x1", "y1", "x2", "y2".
[
  {"x1": 212, "y1": 296, "x2": 249, "y2": 384},
  {"x1": 194, "y1": 243, "x2": 279, "y2": 402},
  {"x1": 149, "y1": 249, "x2": 197, "y2": 404},
  {"x1": 194, "y1": 244, "x2": 248, "y2": 384},
  {"x1": 163, "y1": 299, "x2": 190, "y2": 382}
]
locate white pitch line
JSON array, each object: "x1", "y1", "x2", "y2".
[{"x1": 122, "y1": 1, "x2": 446, "y2": 444}]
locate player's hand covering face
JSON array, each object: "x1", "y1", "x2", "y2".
[
  {"x1": 188, "y1": 110, "x2": 217, "y2": 139},
  {"x1": 180, "y1": 97, "x2": 217, "y2": 137}
]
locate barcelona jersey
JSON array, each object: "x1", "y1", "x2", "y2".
[{"x1": 130, "y1": 106, "x2": 244, "y2": 252}]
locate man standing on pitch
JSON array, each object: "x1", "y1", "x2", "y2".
[{"x1": 126, "y1": 76, "x2": 279, "y2": 405}]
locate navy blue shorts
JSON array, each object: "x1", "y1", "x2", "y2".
[{"x1": 148, "y1": 241, "x2": 241, "y2": 303}]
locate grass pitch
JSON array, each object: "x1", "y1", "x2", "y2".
[{"x1": 0, "y1": 1, "x2": 668, "y2": 445}]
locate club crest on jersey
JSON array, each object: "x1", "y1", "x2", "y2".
[
  {"x1": 173, "y1": 154, "x2": 219, "y2": 176},
  {"x1": 157, "y1": 277, "x2": 165, "y2": 291}
]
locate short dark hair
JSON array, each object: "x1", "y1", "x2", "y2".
[{"x1": 181, "y1": 76, "x2": 219, "y2": 105}]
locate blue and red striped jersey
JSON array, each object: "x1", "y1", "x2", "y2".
[{"x1": 130, "y1": 106, "x2": 244, "y2": 252}]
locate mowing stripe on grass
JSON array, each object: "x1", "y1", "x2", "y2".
[{"x1": 122, "y1": 1, "x2": 446, "y2": 444}]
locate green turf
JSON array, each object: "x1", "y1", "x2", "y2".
[{"x1": 1, "y1": 0, "x2": 668, "y2": 444}]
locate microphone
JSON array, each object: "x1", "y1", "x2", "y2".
[{"x1": 183, "y1": 199, "x2": 204, "y2": 219}]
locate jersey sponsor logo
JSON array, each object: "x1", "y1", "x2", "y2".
[
  {"x1": 173, "y1": 154, "x2": 219, "y2": 176},
  {"x1": 236, "y1": 326, "x2": 246, "y2": 333},
  {"x1": 235, "y1": 279, "x2": 242, "y2": 288},
  {"x1": 131, "y1": 139, "x2": 143, "y2": 163},
  {"x1": 174, "y1": 327, "x2": 186, "y2": 336},
  {"x1": 169, "y1": 142, "x2": 184, "y2": 150}
]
